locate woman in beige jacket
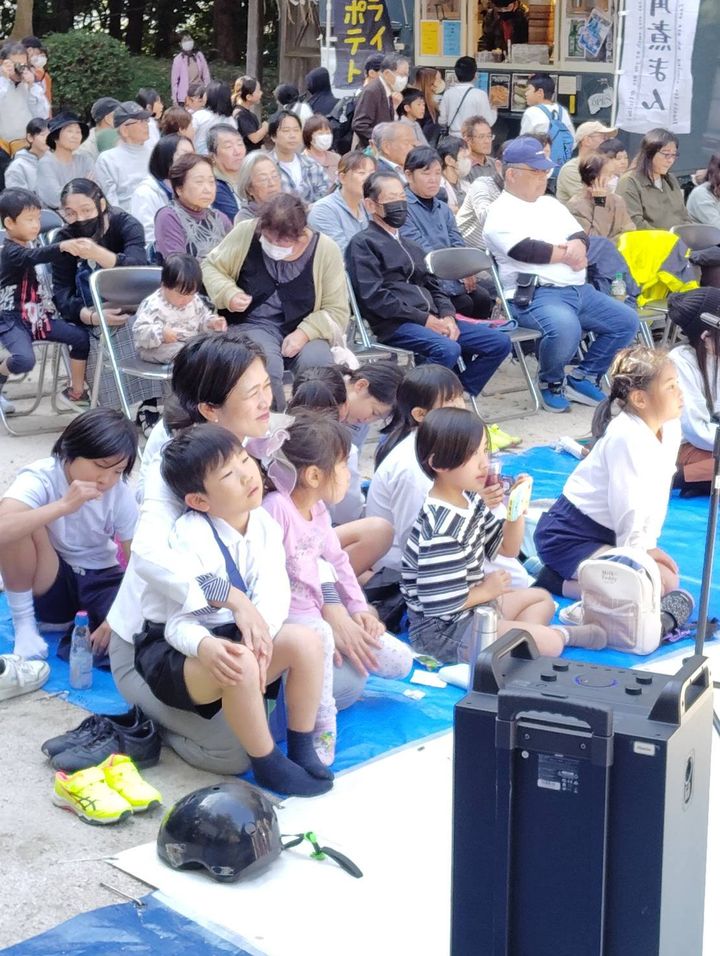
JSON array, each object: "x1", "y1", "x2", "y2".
[
  {"x1": 567, "y1": 153, "x2": 635, "y2": 241},
  {"x1": 202, "y1": 192, "x2": 350, "y2": 409}
]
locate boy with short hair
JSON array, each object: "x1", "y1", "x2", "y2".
[
  {"x1": 0, "y1": 187, "x2": 90, "y2": 409},
  {"x1": 135, "y1": 423, "x2": 333, "y2": 797},
  {"x1": 521, "y1": 73, "x2": 575, "y2": 139}
]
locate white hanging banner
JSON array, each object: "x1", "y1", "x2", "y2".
[{"x1": 616, "y1": 0, "x2": 701, "y2": 134}]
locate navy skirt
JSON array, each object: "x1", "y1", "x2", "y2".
[{"x1": 534, "y1": 495, "x2": 616, "y2": 581}]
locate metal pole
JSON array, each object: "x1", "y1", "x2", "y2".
[
  {"x1": 610, "y1": 0, "x2": 626, "y2": 131},
  {"x1": 694, "y1": 425, "x2": 720, "y2": 655}
]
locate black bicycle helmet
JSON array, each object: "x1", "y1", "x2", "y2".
[{"x1": 157, "y1": 780, "x2": 282, "y2": 882}]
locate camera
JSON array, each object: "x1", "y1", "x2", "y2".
[{"x1": 13, "y1": 62, "x2": 27, "y2": 77}]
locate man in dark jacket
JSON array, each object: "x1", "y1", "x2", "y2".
[
  {"x1": 351, "y1": 54, "x2": 401, "y2": 149},
  {"x1": 345, "y1": 170, "x2": 511, "y2": 396},
  {"x1": 478, "y1": 1, "x2": 529, "y2": 54}
]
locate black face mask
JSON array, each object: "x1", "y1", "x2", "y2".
[
  {"x1": 381, "y1": 200, "x2": 408, "y2": 228},
  {"x1": 68, "y1": 216, "x2": 99, "y2": 238}
]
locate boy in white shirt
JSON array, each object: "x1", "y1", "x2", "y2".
[
  {"x1": 520, "y1": 73, "x2": 574, "y2": 139},
  {"x1": 134, "y1": 423, "x2": 332, "y2": 797}
]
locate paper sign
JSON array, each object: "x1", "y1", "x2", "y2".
[
  {"x1": 420, "y1": 20, "x2": 441, "y2": 57},
  {"x1": 442, "y1": 20, "x2": 462, "y2": 58}
]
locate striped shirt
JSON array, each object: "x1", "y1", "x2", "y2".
[{"x1": 401, "y1": 492, "x2": 504, "y2": 621}]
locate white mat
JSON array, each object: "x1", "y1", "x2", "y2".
[{"x1": 113, "y1": 718, "x2": 720, "y2": 956}]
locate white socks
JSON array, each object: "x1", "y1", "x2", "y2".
[
  {"x1": 6, "y1": 589, "x2": 48, "y2": 659},
  {"x1": 555, "y1": 623, "x2": 607, "y2": 650}
]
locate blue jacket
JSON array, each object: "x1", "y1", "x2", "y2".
[
  {"x1": 212, "y1": 178, "x2": 239, "y2": 222},
  {"x1": 400, "y1": 189, "x2": 465, "y2": 296},
  {"x1": 307, "y1": 188, "x2": 369, "y2": 254}
]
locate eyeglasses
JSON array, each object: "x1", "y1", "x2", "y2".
[{"x1": 657, "y1": 150, "x2": 678, "y2": 159}]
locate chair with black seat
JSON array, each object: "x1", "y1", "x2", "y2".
[
  {"x1": 671, "y1": 223, "x2": 720, "y2": 290},
  {"x1": 88, "y1": 266, "x2": 170, "y2": 420},
  {"x1": 424, "y1": 247, "x2": 541, "y2": 419}
]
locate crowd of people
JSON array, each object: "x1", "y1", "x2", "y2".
[{"x1": 0, "y1": 41, "x2": 718, "y2": 801}]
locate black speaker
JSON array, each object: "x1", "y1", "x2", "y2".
[{"x1": 451, "y1": 631, "x2": 713, "y2": 956}]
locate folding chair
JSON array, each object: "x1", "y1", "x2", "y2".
[
  {"x1": 346, "y1": 274, "x2": 415, "y2": 367},
  {"x1": 671, "y1": 221, "x2": 720, "y2": 310},
  {"x1": 88, "y1": 267, "x2": 170, "y2": 420},
  {"x1": 0, "y1": 224, "x2": 76, "y2": 436}
]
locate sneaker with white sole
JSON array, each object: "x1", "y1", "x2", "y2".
[
  {"x1": 0, "y1": 653, "x2": 50, "y2": 701},
  {"x1": 540, "y1": 384, "x2": 570, "y2": 413},
  {"x1": 559, "y1": 601, "x2": 584, "y2": 626},
  {"x1": 565, "y1": 376, "x2": 606, "y2": 407},
  {"x1": 0, "y1": 393, "x2": 16, "y2": 415}
]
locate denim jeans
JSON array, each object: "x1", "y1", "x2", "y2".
[
  {"x1": 384, "y1": 319, "x2": 512, "y2": 395},
  {"x1": 0, "y1": 312, "x2": 90, "y2": 375},
  {"x1": 511, "y1": 284, "x2": 639, "y2": 385}
]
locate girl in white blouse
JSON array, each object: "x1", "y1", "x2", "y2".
[{"x1": 535, "y1": 346, "x2": 684, "y2": 598}]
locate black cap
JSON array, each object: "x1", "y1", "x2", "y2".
[
  {"x1": 21, "y1": 36, "x2": 43, "y2": 48},
  {"x1": 668, "y1": 288, "x2": 720, "y2": 341},
  {"x1": 113, "y1": 100, "x2": 152, "y2": 128},
  {"x1": 91, "y1": 97, "x2": 121, "y2": 124},
  {"x1": 46, "y1": 111, "x2": 89, "y2": 150}
]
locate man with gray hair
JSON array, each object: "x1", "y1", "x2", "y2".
[
  {"x1": 352, "y1": 54, "x2": 403, "y2": 149},
  {"x1": 373, "y1": 122, "x2": 417, "y2": 184},
  {"x1": 206, "y1": 123, "x2": 246, "y2": 220}
]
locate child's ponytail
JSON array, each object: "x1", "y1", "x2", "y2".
[{"x1": 591, "y1": 345, "x2": 669, "y2": 441}]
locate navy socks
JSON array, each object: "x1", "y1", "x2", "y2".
[{"x1": 251, "y1": 745, "x2": 332, "y2": 797}]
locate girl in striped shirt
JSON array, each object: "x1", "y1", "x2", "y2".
[{"x1": 401, "y1": 407, "x2": 606, "y2": 663}]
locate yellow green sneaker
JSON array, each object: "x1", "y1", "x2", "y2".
[
  {"x1": 488, "y1": 423, "x2": 522, "y2": 452},
  {"x1": 100, "y1": 753, "x2": 162, "y2": 813},
  {"x1": 53, "y1": 766, "x2": 132, "y2": 825}
]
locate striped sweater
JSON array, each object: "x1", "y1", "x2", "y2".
[{"x1": 401, "y1": 492, "x2": 504, "y2": 622}]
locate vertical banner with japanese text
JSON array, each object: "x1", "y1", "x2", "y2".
[
  {"x1": 333, "y1": 1, "x2": 395, "y2": 90},
  {"x1": 616, "y1": 0, "x2": 700, "y2": 134}
]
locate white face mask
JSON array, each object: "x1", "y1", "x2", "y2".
[
  {"x1": 181, "y1": 40, "x2": 194, "y2": 52},
  {"x1": 260, "y1": 234, "x2": 293, "y2": 260},
  {"x1": 312, "y1": 132, "x2": 333, "y2": 151},
  {"x1": 394, "y1": 75, "x2": 408, "y2": 93},
  {"x1": 31, "y1": 55, "x2": 47, "y2": 69},
  {"x1": 457, "y1": 156, "x2": 472, "y2": 178}
]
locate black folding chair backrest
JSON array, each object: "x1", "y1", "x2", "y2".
[
  {"x1": 40, "y1": 209, "x2": 64, "y2": 236},
  {"x1": 424, "y1": 247, "x2": 491, "y2": 281},
  {"x1": 671, "y1": 223, "x2": 720, "y2": 251},
  {"x1": 90, "y1": 266, "x2": 163, "y2": 314}
]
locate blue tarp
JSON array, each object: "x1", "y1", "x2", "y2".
[{"x1": 1, "y1": 894, "x2": 252, "y2": 955}]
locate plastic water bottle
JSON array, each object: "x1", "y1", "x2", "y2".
[
  {"x1": 610, "y1": 272, "x2": 627, "y2": 301},
  {"x1": 69, "y1": 611, "x2": 93, "y2": 690},
  {"x1": 465, "y1": 605, "x2": 498, "y2": 688}
]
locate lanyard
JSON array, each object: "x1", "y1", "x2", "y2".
[{"x1": 202, "y1": 514, "x2": 247, "y2": 594}]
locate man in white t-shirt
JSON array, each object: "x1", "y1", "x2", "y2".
[
  {"x1": 438, "y1": 56, "x2": 497, "y2": 137},
  {"x1": 520, "y1": 73, "x2": 574, "y2": 139},
  {"x1": 484, "y1": 136, "x2": 638, "y2": 413}
]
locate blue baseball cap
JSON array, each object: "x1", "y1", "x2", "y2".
[{"x1": 503, "y1": 136, "x2": 554, "y2": 170}]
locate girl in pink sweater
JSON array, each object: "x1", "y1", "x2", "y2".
[{"x1": 263, "y1": 411, "x2": 412, "y2": 765}]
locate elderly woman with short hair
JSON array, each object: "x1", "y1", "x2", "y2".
[
  {"x1": 234, "y1": 151, "x2": 283, "y2": 222},
  {"x1": 202, "y1": 192, "x2": 349, "y2": 408}
]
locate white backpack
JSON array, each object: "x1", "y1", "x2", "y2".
[{"x1": 577, "y1": 547, "x2": 662, "y2": 655}]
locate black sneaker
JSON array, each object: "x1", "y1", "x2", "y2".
[
  {"x1": 660, "y1": 589, "x2": 695, "y2": 636},
  {"x1": 50, "y1": 718, "x2": 161, "y2": 773},
  {"x1": 41, "y1": 706, "x2": 144, "y2": 758}
]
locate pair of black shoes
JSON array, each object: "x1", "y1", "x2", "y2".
[{"x1": 41, "y1": 705, "x2": 161, "y2": 773}]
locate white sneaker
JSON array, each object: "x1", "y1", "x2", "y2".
[
  {"x1": 558, "y1": 601, "x2": 584, "y2": 626},
  {"x1": 0, "y1": 653, "x2": 50, "y2": 701},
  {"x1": 0, "y1": 393, "x2": 16, "y2": 415}
]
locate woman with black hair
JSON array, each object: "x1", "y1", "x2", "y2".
[
  {"x1": 193, "y1": 80, "x2": 234, "y2": 155},
  {"x1": 273, "y1": 82, "x2": 313, "y2": 127},
  {"x1": 305, "y1": 67, "x2": 338, "y2": 118},
  {"x1": 668, "y1": 287, "x2": 720, "y2": 490},
  {"x1": 233, "y1": 75, "x2": 268, "y2": 153},
  {"x1": 131, "y1": 134, "x2": 194, "y2": 248},
  {"x1": 52, "y1": 178, "x2": 147, "y2": 329},
  {"x1": 108, "y1": 331, "x2": 367, "y2": 774},
  {"x1": 0, "y1": 408, "x2": 139, "y2": 663},
  {"x1": 136, "y1": 87, "x2": 164, "y2": 144},
  {"x1": 687, "y1": 153, "x2": 720, "y2": 229},
  {"x1": 616, "y1": 128, "x2": 692, "y2": 230}
]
